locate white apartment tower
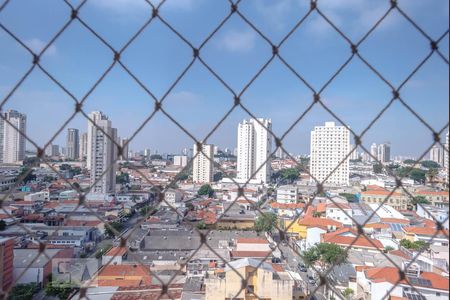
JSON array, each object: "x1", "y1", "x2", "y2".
[
  {"x1": 445, "y1": 131, "x2": 449, "y2": 184},
  {"x1": 0, "y1": 110, "x2": 26, "y2": 163},
  {"x1": 66, "y1": 128, "x2": 79, "y2": 160},
  {"x1": 87, "y1": 111, "x2": 118, "y2": 194},
  {"x1": 429, "y1": 145, "x2": 444, "y2": 166},
  {"x1": 237, "y1": 118, "x2": 272, "y2": 184},
  {"x1": 377, "y1": 143, "x2": 391, "y2": 164},
  {"x1": 310, "y1": 122, "x2": 350, "y2": 186},
  {"x1": 193, "y1": 143, "x2": 214, "y2": 183},
  {"x1": 370, "y1": 143, "x2": 378, "y2": 162},
  {"x1": 79, "y1": 132, "x2": 88, "y2": 160}
]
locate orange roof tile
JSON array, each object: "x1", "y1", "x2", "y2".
[
  {"x1": 271, "y1": 202, "x2": 305, "y2": 209},
  {"x1": 415, "y1": 190, "x2": 449, "y2": 196},
  {"x1": 98, "y1": 264, "x2": 152, "y2": 285},
  {"x1": 403, "y1": 226, "x2": 449, "y2": 237},
  {"x1": 316, "y1": 203, "x2": 327, "y2": 213},
  {"x1": 364, "y1": 223, "x2": 390, "y2": 229},
  {"x1": 365, "y1": 267, "x2": 449, "y2": 290},
  {"x1": 326, "y1": 203, "x2": 352, "y2": 210},
  {"x1": 105, "y1": 247, "x2": 128, "y2": 257},
  {"x1": 323, "y1": 234, "x2": 383, "y2": 250},
  {"x1": 361, "y1": 189, "x2": 403, "y2": 197},
  {"x1": 298, "y1": 217, "x2": 343, "y2": 229},
  {"x1": 98, "y1": 279, "x2": 144, "y2": 287}
]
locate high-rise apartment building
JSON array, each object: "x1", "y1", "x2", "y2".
[
  {"x1": 66, "y1": 128, "x2": 79, "y2": 160},
  {"x1": 119, "y1": 138, "x2": 129, "y2": 160},
  {"x1": 0, "y1": 110, "x2": 26, "y2": 163},
  {"x1": 310, "y1": 122, "x2": 350, "y2": 186},
  {"x1": 87, "y1": 111, "x2": 118, "y2": 194},
  {"x1": 377, "y1": 143, "x2": 391, "y2": 164},
  {"x1": 45, "y1": 144, "x2": 60, "y2": 157},
  {"x1": 236, "y1": 118, "x2": 272, "y2": 184},
  {"x1": 79, "y1": 132, "x2": 88, "y2": 160},
  {"x1": 445, "y1": 131, "x2": 449, "y2": 184},
  {"x1": 173, "y1": 155, "x2": 188, "y2": 167},
  {"x1": 0, "y1": 237, "x2": 14, "y2": 291},
  {"x1": 370, "y1": 143, "x2": 378, "y2": 162},
  {"x1": 193, "y1": 143, "x2": 214, "y2": 183},
  {"x1": 429, "y1": 145, "x2": 444, "y2": 166},
  {"x1": 349, "y1": 145, "x2": 359, "y2": 160}
]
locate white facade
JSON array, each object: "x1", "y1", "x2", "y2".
[
  {"x1": 163, "y1": 189, "x2": 184, "y2": 208},
  {"x1": 1, "y1": 110, "x2": 26, "y2": 163},
  {"x1": 310, "y1": 122, "x2": 350, "y2": 186},
  {"x1": 445, "y1": 132, "x2": 449, "y2": 184},
  {"x1": 429, "y1": 145, "x2": 444, "y2": 166},
  {"x1": 193, "y1": 143, "x2": 214, "y2": 183},
  {"x1": 326, "y1": 205, "x2": 353, "y2": 226},
  {"x1": 236, "y1": 118, "x2": 272, "y2": 184},
  {"x1": 370, "y1": 143, "x2": 378, "y2": 162},
  {"x1": 79, "y1": 132, "x2": 88, "y2": 160},
  {"x1": 276, "y1": 185, "x2": 299, "y2": 204},
  {"x1": 377, "y1": 143, "x2": 391, "y2": 163},
  {"x1": 416, "y1": 203, "x2": 449, "y2": 230},
  {"x1": 173, "y1": 155, "x2": 188, "y2": 167},
  {"x1": 87, "y1": 111, "x2": 117, "y2": 194}
]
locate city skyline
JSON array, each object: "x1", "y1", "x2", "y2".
[{"x1": 0, "y1": 0, "x2": 448, "y2": 157}]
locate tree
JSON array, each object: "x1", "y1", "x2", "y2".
[
  {"x1": 18, "y1": 167, "x2": 36, "y2": 184},
  {"x1": 140, "y1": 205, "x2": 154, "y2": 217},
  {"x1": 8, "y1": 282, "x2": 39, "y2": 300},
  {"x1": 410, "y1": 196, "x2": 430, "y2": 210},
  {"x1": 150, "y1": 154, "x2": 163, "y2": 160},
  {"x1": 197, "y1": 184, "x2": 214, "y2": 197},
  {"x1": 396, "y1": 167, "x2": 426, "y2": 183},
  {"x1": 104, "y1": 221, "x2": 123, "y2": 237},
  {"x1": 384, "y1": 246, "x2": 395, "y2": 252},
  {"x1": 196, "y1": 220, "x2": 207, "y2": 229},
  {"x1": 302, "y1": 243, "x2": 348, "y2": 270},
  {"x1": 313, "y1": 211, "x2": 322, "y2": 218},
  {"x1": 339, "y1": 193, "x2": 357, "y2": 202},
  {"x1": 116, "y1": 172, "x2": 130, "y2": 184},
  {"x1": 420, "y1": 160, "x2": 440, "y2": 169},
  {"x1": 0, "y1": 220, "x2": 6, "y2": 231},
  {"x1": 373, "y1": 163, "x2": 383, "y2": 174},
  {"x1": 254, "y1": 212, "x2": 278, "y2": 233},
  {"x1": 280, "y1": 168, "x2": 300, "y2": 183},
  {"x1": 400, "y1": 239, "x2": 428, "y2": 250},
  {"x1": 403, "y1": 159, "x2": 417, "y2": 165},
  {"x1": 45, "y1": 280, "x2": 76, "y2": 299},
  {"x1": 342, "y1": 288, "x2": 354, "y2": 300}
]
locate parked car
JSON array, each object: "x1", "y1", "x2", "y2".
[
  {"x1": 307, "y1": 275, "x2": 316, "y2": 285},
  {"x1": 298, "y1": 263, "x2": 307, "y2": 272}
]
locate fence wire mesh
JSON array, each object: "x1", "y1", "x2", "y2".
[{"x1": 0, "y1": 0, "x2": 449, "y2": 300}]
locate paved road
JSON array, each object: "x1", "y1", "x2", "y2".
[{"x1": 278, "y1": 242, "x2": 326, "y2": 300}]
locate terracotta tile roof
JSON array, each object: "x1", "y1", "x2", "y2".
[
  {"x1": 365, "y1": 267, "x2": 449, "y2": 290},
  {"x1": 355, "y1": 265, "x2": 372, "y2": 272},
  {"x1": 389, "y1": 297, "x2": 409, "y2": 300},
  {"x1": 361, "y1": 189, "x2": 403, "y2": 197},
  {"x1": 389, "y1": 250, "x2": 411, "y2": 259},
  {"x1": 323, "y1": 233, "x2": 383, "y2": 250},
  {"x1": 298, "y1": 217, "x2": 343, "y2": 229},
  {"x1": 98, "y1": 279, "x2": 143, "y2": 287},
  {"x1": 381, "y1": 218, "x2": 410, "y2": 225},
  {"x1": 230, "y1": 251, "x2": 271, "y2": 258},
  {"x1": 271, "y1": 263, "x2": 285, "y2": 272},
  {"x1": 364, "y1": 223, "x2": 390, "y2": 229},
  {"x1": 105, "y1": 247, "x2": 128, "y2": 257},
  {"x1": 236, "y1": 237, "x2": 268, "y2": 244},
  {"x1": 111, "y1": 284, "x2": 184, "y2": 300},
  {"x1": 98, "y1": 264, "x2": 152, "y2": 285},
  {"x1": 64, "y1": 220, "x2": 103, "y2": 227},
  {"x1": 415, "y1": 190, "x2": 449, "y2": 196},
  {"x1": 403, "y1": 226, "x2": 449, "y2": 237},
  {"x1": 316, "y1": 203, "x2": 327, "y2": 213}
]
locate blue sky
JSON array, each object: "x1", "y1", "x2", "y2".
[{"x1": 0, "y1": 0, "x2": 448, "y2": 157}]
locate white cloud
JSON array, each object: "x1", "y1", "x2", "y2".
[
  {"x1": 166, "y1": 90, "x2": 201, "y2": 104},
  {"x1": 25, "y1": 38, "x2": 57, "y2": 56},
  {"x1": 218, "y1": 29, "x2": 257, "y2": 53}
]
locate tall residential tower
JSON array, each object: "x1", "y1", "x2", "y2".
[
  {"x1": 236, "y1": 118, "x2": 272, "y2": 184},
  {"x1": 310, "y1": 122, "x2": 350, "y2": 186},
  {"x1": 193, "y1": 143, "x2": 214, "y2": 183},
  {"x1": 0, "y1": 110, "x2": 26, "y2": 164}
]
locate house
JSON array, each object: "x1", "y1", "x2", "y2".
[
  {"x1": 204, "y1": 258, "x2": 297, "y2": 300},
  {"x1": 357, "y1": 264, "x2": 449, "y2": 300},
  {"x1": 102, "y1": 247, "x2": 128, "y2": 266},
  {"x1": 322, "y1": 228, "x2": 384, "y2": 252},
  {"x1": 285, "y1": 216, "x2": 343, "y2": 239},
  {"x1": 325, "y1": 203, "x2": 353, "y2": 226},
  {"x1": 162, "y1": 189, "x2": 185, "y2": 208},
  {"x1": 13, "y1": 248, "x2": 74, "y2": 287},
  {"x1": 361, "y1": 188, "x2": 408, "y2": 210},
  {"x1": 97, "y1": 264, "x2": 152, "y2": 287},
  {"x1": 402, "y1": 227, "x2": 449, "y2": 246},
  {"x1": 276, "y1": 185, "x2": 299, "y2": 204},
  {"x1": 416, "y1": 203, "x2": 449, "y2": 230},
  {"x1": 413, "y1": 190, "x2": 449, "y2": 208}
]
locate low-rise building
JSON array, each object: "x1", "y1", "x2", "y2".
[
  {"x1": 205, "y1": 258, "x2": 296, "y2": 300},
  {"x1": 402, "y1": 227, "x2": 449, "y2": 246},
  {"x1": 276, "y1": 185, "x2": 299, "y2": 204},
  {"x1": 361, "y1": 187, "x2": 408, "y2": 210},
  {"x1": 413, "y1": 190, "x2": 449, "y2": 208},
  {"x1": 325, "y1": 203, "x2": 353, "y2": 226},
  {"x1": 416, "y1": 203, "x2": 449, "y2": 230}
]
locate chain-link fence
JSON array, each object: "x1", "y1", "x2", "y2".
[{"x1": 0, "y1": 0, "x2": 449, "y2": 299}]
